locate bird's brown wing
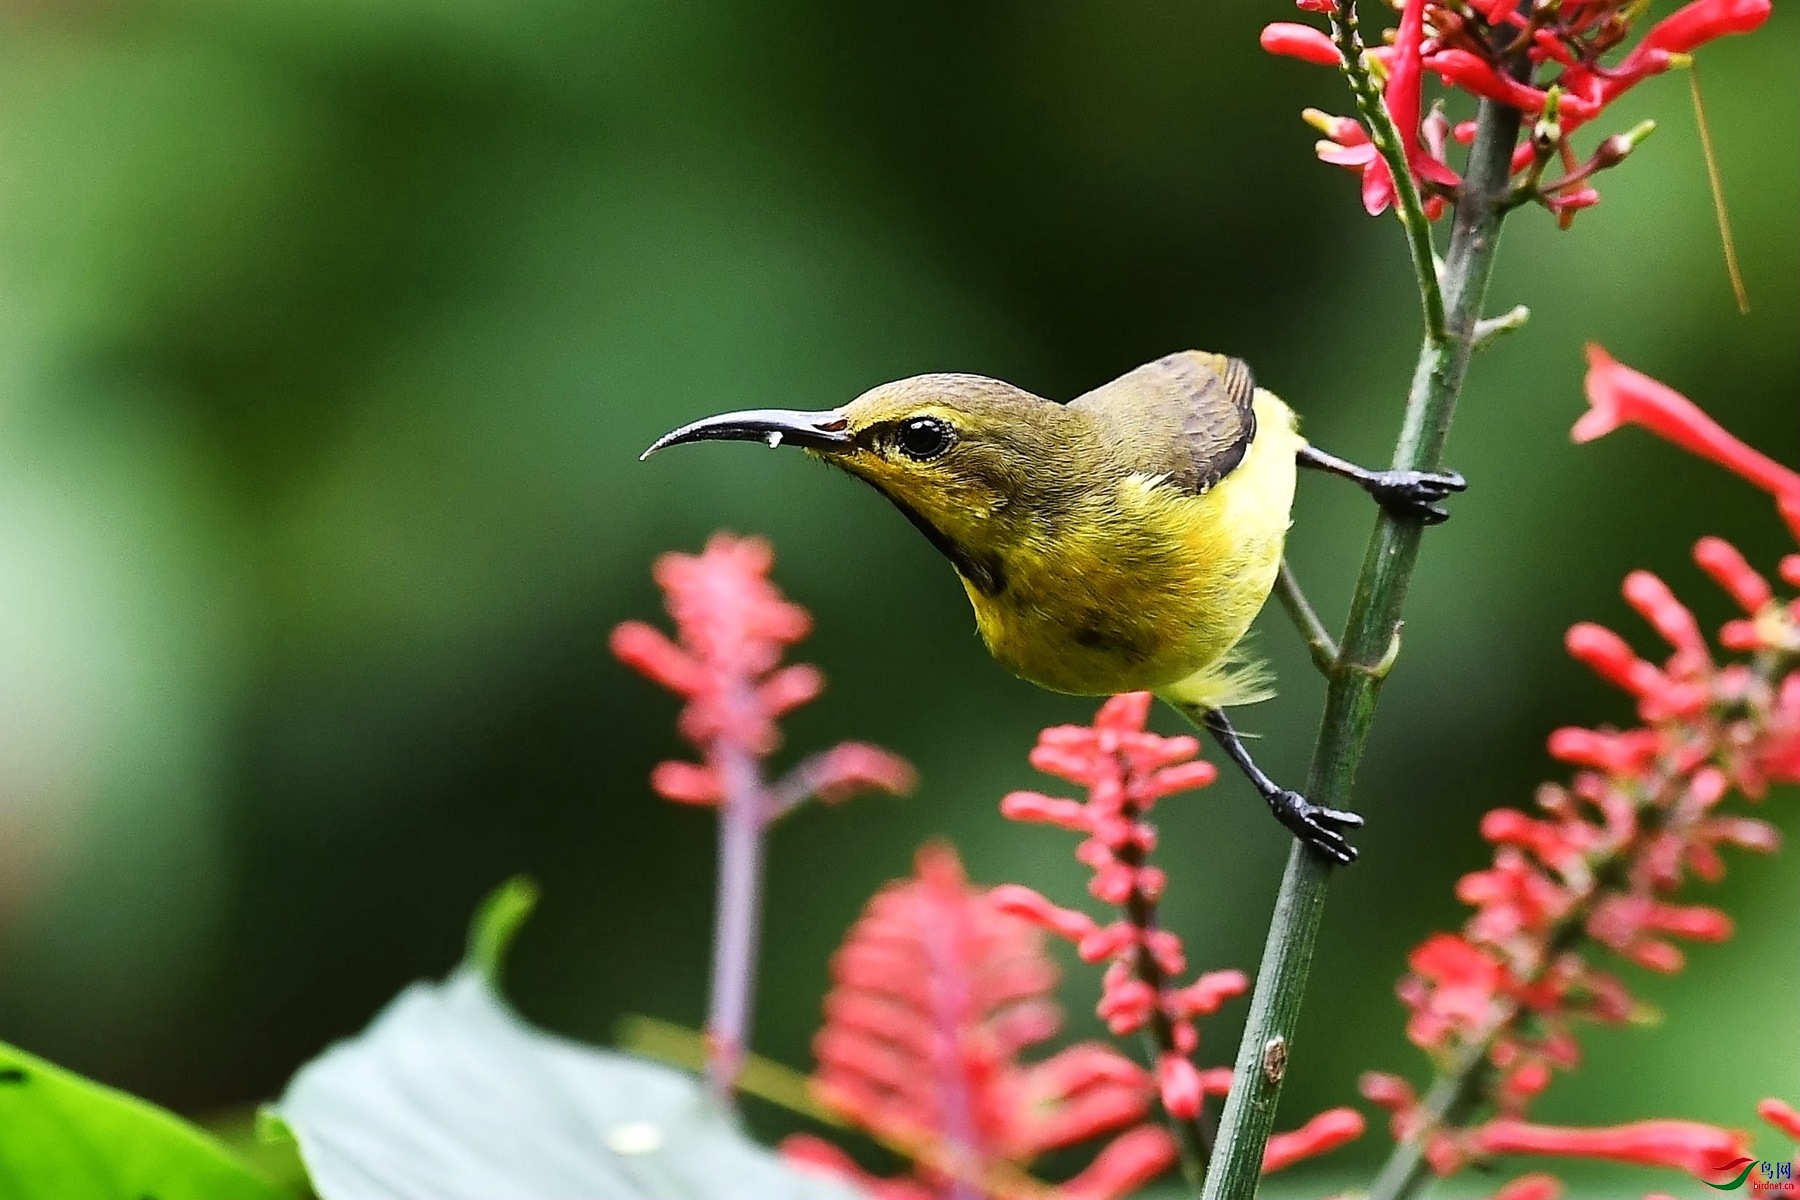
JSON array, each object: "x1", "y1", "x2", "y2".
[{"x1": 1068, "y1": 351, "x2": 1258, "y2": 494}]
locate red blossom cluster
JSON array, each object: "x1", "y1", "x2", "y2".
[
  {"x1": 1261, "y1": 0, "x2": 1771, "y2": 224},
  {"x1": 611, "y1": 533, "x2": 914, "y2": 813},
  {"x1": 990, "y1": 693, "x2": 1365, "y2": 1176},
  {"x1": 783, "y1": 843, "x2": 1176, "y2": 1200},
  {"x1": 1357, "y1": 349, "x2": 1798, "y2": 1195}
]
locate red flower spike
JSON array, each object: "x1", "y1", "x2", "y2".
[
  {"x1": 990, "y1": 694, "x2": 1344, "y2": 1177},
  {"x1": 1262, "y1": 1108, "x2": 1367, "y2": 1173},
  {"x1": 1577, "y1": 347, "x2": 1800, "y2": 500},
  {"x1": 796, "y1": 843, "x2": 1171, "y2": 1200},
  {"x1": 1367, "y1": 387, "x2": 1796, "y2": 1193},
  {"x1": 617, "y1": 534, "x2": 913, "y2": 1096},
  {"x1": 1261, "y1": 21, "x2": 1341, "y2": 65},
  {"x1": 1294, "y1": 0, "x2": 1337, "y2": 11},
  {"x1": 613, "y1": 532, "x2": 912, "y2": 812},
  {"x1": 1468, "y1": 1118, "x2": 1749, "y2": 1177}
]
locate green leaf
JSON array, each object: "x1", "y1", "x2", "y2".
[
  {"x1": 0, "y1": 1042, "x2": 289, "y2": 1200},
  {"x1": 271, "y1": 882, "x2": 864, "y2": 1200}
]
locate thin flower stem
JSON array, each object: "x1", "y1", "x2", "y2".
[
  {"x1": 1329, "y1": 0, "x2": 1447, "y2": 340},
  {"x1": 1199, "y1": 96, "x2": 1525, "y2": 1200},
  {"x1": 706, "y1": 740, "x2": 768, "y2": 1100},
  {"x1": 1366, "y1": 1042, "x2": 1494, "y2": 1200},
  {"x1": 1275, "y1": 559, "x2": 1340, "y2": 676}
]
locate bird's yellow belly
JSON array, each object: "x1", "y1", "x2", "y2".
[{"x1": 963, "y1": 392, "x2": 1300, "y2": 698}]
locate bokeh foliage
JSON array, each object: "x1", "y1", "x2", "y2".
[{"x1": 0, "y1": 0, "x2": 1794, "y2": 1187}]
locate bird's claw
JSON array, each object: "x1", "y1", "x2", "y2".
[
  {"x1": 1269, "y1": 789, "x2": 1363, "y2": 865},
  {"x1": 1367, "y1": 469, "x2": 1467, "y2": 525}
]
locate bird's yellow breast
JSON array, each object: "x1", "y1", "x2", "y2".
[{"x1": 963, "y1": 391, "x2": 1301, "y2": 698}]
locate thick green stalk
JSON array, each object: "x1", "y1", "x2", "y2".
[{"x1": 1199, "y1": 96, "x2": 1524, "y2": 1200}]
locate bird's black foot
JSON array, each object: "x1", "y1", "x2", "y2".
[
  {"x1": 1361, "y1": 469, "x2": 1467, "y2": 525},
  {"x1": 1297, "y1": 445, "x2": 1467, "y2": 525},
  {"x1": 1189, "y1": 705, "x2": 1366, "y2": 865},
  {"x1": 1266, "y1": 789, "x2": 1364, "y2": 864}
]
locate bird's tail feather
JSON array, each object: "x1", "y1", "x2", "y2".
[{"x1": 1158, "y1": 643, "x2": 1276, "y2": 713}]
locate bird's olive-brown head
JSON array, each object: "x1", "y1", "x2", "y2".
[{"x1": 642, "y1": 373, "x2": 1099, "y2": 593}]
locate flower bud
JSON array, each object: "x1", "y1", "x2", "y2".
[{"x1": 1593, "y1": 119, "x2": 1657, "y2": 169}]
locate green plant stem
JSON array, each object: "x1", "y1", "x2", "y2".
[
  {"x1": 1366, "y1": 1043, "x2": 1494, "y2": 1200},
  {"x1": 1329, "y1": 0, "x2": 1446, "y2": 338},
  {"x1": 1275, "y1": 560, "x2": 1340, "y2": 676},
  {"x1": 1199, "y1": 95, "x2": 1524, "y2": 1200}
]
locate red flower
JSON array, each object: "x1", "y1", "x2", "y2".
[
  {"x1": 612, "y1": 533, "x2": 914, "y2": 811},
  {"x1": 786, "y1": 843, "x2": 1176, "y2": 1200},
  {"x1": 1467, "y1": 1118, "x2": 1749, "y2": 1178},
  {"x1": 1260, "y1": 21, "x2": 1339, "y2": 66},
  {"x1": 1262, "y1": 1108, "x2": 1367, "y2": 1174},
  {"x1": 1576, "y1": 346, "x2": 1800, "y2": 501},
  {"x1": 1305, "y1": 108, "x2": 1402, "y2": 216},
  {"x1": 1263, "y1": 0, "x2": 1771, "y2": 223}
]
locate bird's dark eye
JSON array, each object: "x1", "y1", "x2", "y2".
[{"x1": 895, "y1": 416, "x2": 954, "y2": 461}]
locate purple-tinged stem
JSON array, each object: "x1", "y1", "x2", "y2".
[{"x1": 705, "y1": 736, "x2": 768, "y2": 1101}]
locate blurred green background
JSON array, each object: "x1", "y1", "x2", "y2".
[{"x1": 0, "y1": 0, "x2": 1795, "y2": 1192}]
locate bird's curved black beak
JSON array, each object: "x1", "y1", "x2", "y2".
[{"x1": 640, "y1": 408, "x2": 853, "y2": 461}]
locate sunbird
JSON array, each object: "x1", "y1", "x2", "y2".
[{"x1": 642, "y1": 352, "x2": 1463, "y2": 863}]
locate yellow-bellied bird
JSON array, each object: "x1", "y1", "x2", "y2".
[{"x1": 643, "y1": 352, "x2": 1464, "y2": 863}]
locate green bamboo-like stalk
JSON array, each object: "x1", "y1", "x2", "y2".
[{"x1": 1198, "y1": 93, "x2": 1525, "y2": 1200}]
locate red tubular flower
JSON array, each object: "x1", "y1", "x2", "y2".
[
  {"x1": 1304, "y1": 107, "x2": 1400, "y2": 216},
  {"x1": 1576, "y1": 347, "x2": 1800, "y2": 500},
  {"x1": 1468, "y1": 1118, "x2": 1749, "y2": 1177},
  {"x1": 789, "y1": 843, "x2": 1175, "y2": 1200},
  {"x1": 1262, "y1": 1107, "x2": 1367, "y2": 1173},
  {"x1": 1694, "y1": 537, "x2": 1774, "y2": 614},
  {"x1": 1642, "y1": 0, "x2": 1773, "y2": 54},
  {"x1": 1261, "y1": 21, "x2": 1340, "y2": 65}
]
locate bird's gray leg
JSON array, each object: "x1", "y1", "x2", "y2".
[
  {"x1": 1297, "y1": 444, "x2": 1466, "y2": 524},
  {"x1": 1198, "y1": 707, "x2": 1362, "y2": 866}
]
